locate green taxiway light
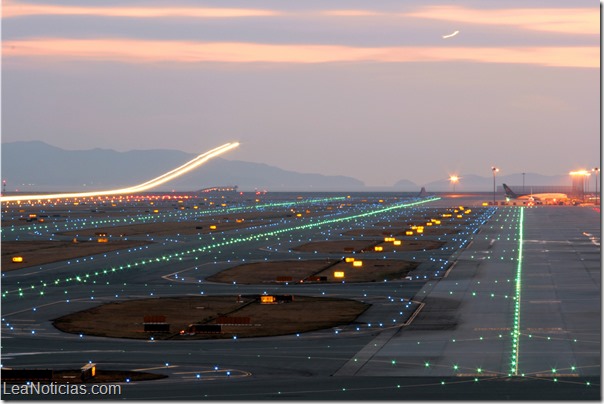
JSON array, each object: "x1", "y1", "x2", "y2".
[
  {"x1": 510, "y1": 207, "x2": 524, "y2": 376},
  {"x1": 4, "y1": 197, "x2": 441, "y2": 298}
]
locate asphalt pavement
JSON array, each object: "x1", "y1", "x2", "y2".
[{"x1": 1, "y1": 195, "x2": 600, "y2": 400}]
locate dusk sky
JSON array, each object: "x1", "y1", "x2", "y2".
[{"x1": 2, "y1": 0, "x2": 600, "y2": 186}]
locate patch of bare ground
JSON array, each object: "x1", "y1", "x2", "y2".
[
  {"x1": 57, "y1": 369, "x2": 166, "y2": 383},
  {"x1": 206, "y1": 258, "x2": 418, "y2": 284},
  {"x1": 2, "y1": 369, "x2": 166, "y2": 384},
  {"x1": 343, "y1": 227, "x2": 458, "y2": 237},
  {"x1": 206, "y1": 259, "x2": 337, "y2": 284},
  {"x1": 1, "y1": 240, "x2": 153, "y2": 272},
  {"x1": 292, "y1": 239, "x2": 380, "y2": 254},
  {"x1": 52, "y1": 295, "x2": 370, "y2": 340},
  {"x1": 292, "y1": 239, "x2": 444, "y2": 254},
  {"x1": 55, "y1": 211, "x2": 306, "y2": 238}
]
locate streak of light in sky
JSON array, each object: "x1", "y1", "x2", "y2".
[
  {"x1": 0, "y1": 142, "x2": 239, "y2": 202},
  {"x1": 442, "y1": 30, "x2": 460, "y2": 39}
]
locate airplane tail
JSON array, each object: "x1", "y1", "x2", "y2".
[
  {"x1": 417, "y1": 187, "x2": 428, "y2": 197},
  {"x1": 502, "y1": 183, "x2": 518, "y2": 199}
]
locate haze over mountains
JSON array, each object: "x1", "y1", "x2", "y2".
[{"x1": 2, "y1": 141, "x2": 572, "y2": 193}]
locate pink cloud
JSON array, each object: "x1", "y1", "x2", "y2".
[
  {"x1": 3, "y1": 38, "x2": 598, "y2": 68},
  {"x1": 2, "y1": 1, "x2": 281, "y2": 18},
  {"x1": 407, "y1": 5, "x2": 598, "y2": 35}
]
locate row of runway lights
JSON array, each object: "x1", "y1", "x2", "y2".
[
  {"x1": 55, "y1": 199, "x2": 421, "y2": 266},
  {"x1": 439, "y1": 206, "x2": 525, "y2": 377},
  {"x1": 10, "y1": 195, "x2": 424, "y2": 240},
  {"x1": 3, "y1": 201, "x2": 493, "y2": 299},
  {"x1": 429, "y1": 206, "x2": 525, "y2": 376},
  {"x1": 1, "y1": 196, "x2": 348, "y2": 237},
  {"x1": 436, "y1": 207, "x2": 588, "y2": 380},
  {"x1": 271, "y1": 205, "x2": 497, "y2": 281},
  {"x1": 3, "y1": 206, "x2": 506, "y2": 343},
  {"x1": 392, "y1": 206, "x2": 587, "y2": 379},
  {"x1": 4, "y1": 197, "x2": 361, "y2": 265},
  {"x1": 0, "y1": 331, "x2": 589, "y2": 386},
  {"x1": 430, "y1": 207, "x2": 497, "y2": 278},
  {"x1": 233, "y1": 205, "x2": 454, "y2": 284},
  {"x1": 14, "y1": 197, "x2": 363, "y2": 244},
  {"x1": 1, "y1": 359, "x2": 590, "y2": 390},
  {"x1": 510, "y1": 207, "x2": 524, "y2": 377},
  {"x1": 2, "y1": 198, "x2": 441, "y2": 299},
  {"x1": 0, "y1": 205, "x2": 592, "y2": 382},
  {"x1": 1, "y1": 313, "x2": 589, "y2": 367},
  {"x1": 2, "y1": 205, "x2": 517, "y2": 323},
  {"x1": 1, "y1": 204, "x2": 514, "y2": 332},
  {"x1": 195, "y1": 204, "x2": 440, "y2": 272},
  {"x1": 2, "y1": 200, "x2": 427, "y2": 284},
  {"x1": 4, "y1": 206, "x2": 595, "y2": 385}
]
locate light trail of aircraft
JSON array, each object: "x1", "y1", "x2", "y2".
[
  {"x1": 442, "y1": 30, "x2": 459, "y2": 39},
  {"x1": 0, "y1": 142, "x2": 239, "y2": 202}
]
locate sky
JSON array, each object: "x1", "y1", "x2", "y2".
[{"x1": 2, "y1": 0, "x2": 600, "y2": 186}]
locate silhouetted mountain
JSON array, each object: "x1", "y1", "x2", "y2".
[
  {"x1": 1, "y1": 141, "x2": 572, "y2": 193},
  {"x1": 392, "y1": 179, "x2": 419, "y2": 192},
  {"x1": 1, "y1": 141, "x2": 365, "y2": 192}
]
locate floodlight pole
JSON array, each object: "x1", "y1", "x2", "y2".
[
  {"x1": 449, "y1": 176, "x2": 459, "y2": 193},
  {"x1": 492, "y1": 167, "x2": 498, "y2": 205},
  {"x1": 594, "y1": 168, "x2": 600, "y2": 205}
]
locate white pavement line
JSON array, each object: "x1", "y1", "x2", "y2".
[
  {"x1": 402, "y1": 301, "x2": 425, "y2": 326},
  {"x1": 161, "y1": 260, "x2": 232, "y2": 282},
  {"x1": 3, "y1": 300, "x2": 72, "y2": 317},
  {"x1": 443, "y1": 261, "x2": 457, "y2": 278},
  {"x1": 333, "y1": 327, "x2": 400, "y2": 377},
  {"x1": 2, "y1": 297, "x2": 102, "y2": 317},
  {"x1": 132, "y1": 365, "x2": 179, "y2": 371},
  {"x1": 2, "y1": 350, "x2": 125, "y2": 357},
  {"x1": 582, "y1": 232, "x2": 600, "y2": 246}
]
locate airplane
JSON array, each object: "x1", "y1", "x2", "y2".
[{"x1": 502, "y1": 183, "x2": 568, "y2": 205}]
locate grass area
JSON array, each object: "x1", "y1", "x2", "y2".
[
  {"x1": 343, "y1": 227, "x2": 458, "y2": 237},
  {"x1": 56, "y1": 212, "x2": 281, "y2": 238},
  {"x1": 206, "y1": 259, "x2": 419, "y2": 284},
  {"x1": 53, "y1": 295, "x2": 370, "y2": 340},
  {"x1": 2, "y1": 369, "x2": 166, "y2": 384},
  {"x1": 1, "y1": 240, "x2": 153, "y2": 272},
  {"x1": 1, "y1": 211, "x2": 284, "y2": 271},
  {"x1": 292, "y1": 239, "x2": 445, "y2": 254},
  {"x1": 55, "y1": 369, "x2": 167, "y2": 383}
]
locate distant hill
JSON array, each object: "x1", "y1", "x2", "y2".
[
  {"x1": 1, "y1": 141, "x2": 366, "y2": 192},
  {"x1": 1, "y1": 141, "x2": 572, "y2": 193},
  {"x1": 391, "y1": 179, "x2": 419, "y2": 192}
]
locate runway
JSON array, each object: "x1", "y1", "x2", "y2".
[{"x1": 1, "y1": 194, "x2": 600, "y2": 400}]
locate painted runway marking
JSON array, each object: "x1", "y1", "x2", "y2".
[
  {"x1": 528, "y1": 300, "x2": 561, "y2": 304},
  {"x1": 582, "y1": 232, "x2": 600, "y2": 246},
  {"x1": 1, "y1": 350, "x2": 125, "y2": 357},
  {"x1": 133, "y1": 365, "x2": 179, "y2": 371}
]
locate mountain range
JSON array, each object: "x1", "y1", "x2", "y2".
[{"x1": 1, "y1": 141, "x2": 572, "y2": 193}]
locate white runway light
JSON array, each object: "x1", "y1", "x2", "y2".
[
  {"x1": 0, "y1": 142, "x2": 240, "y2": 202},
  {"x1": 442, "y1": 30, "x2": 460, "y2": 39}
]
